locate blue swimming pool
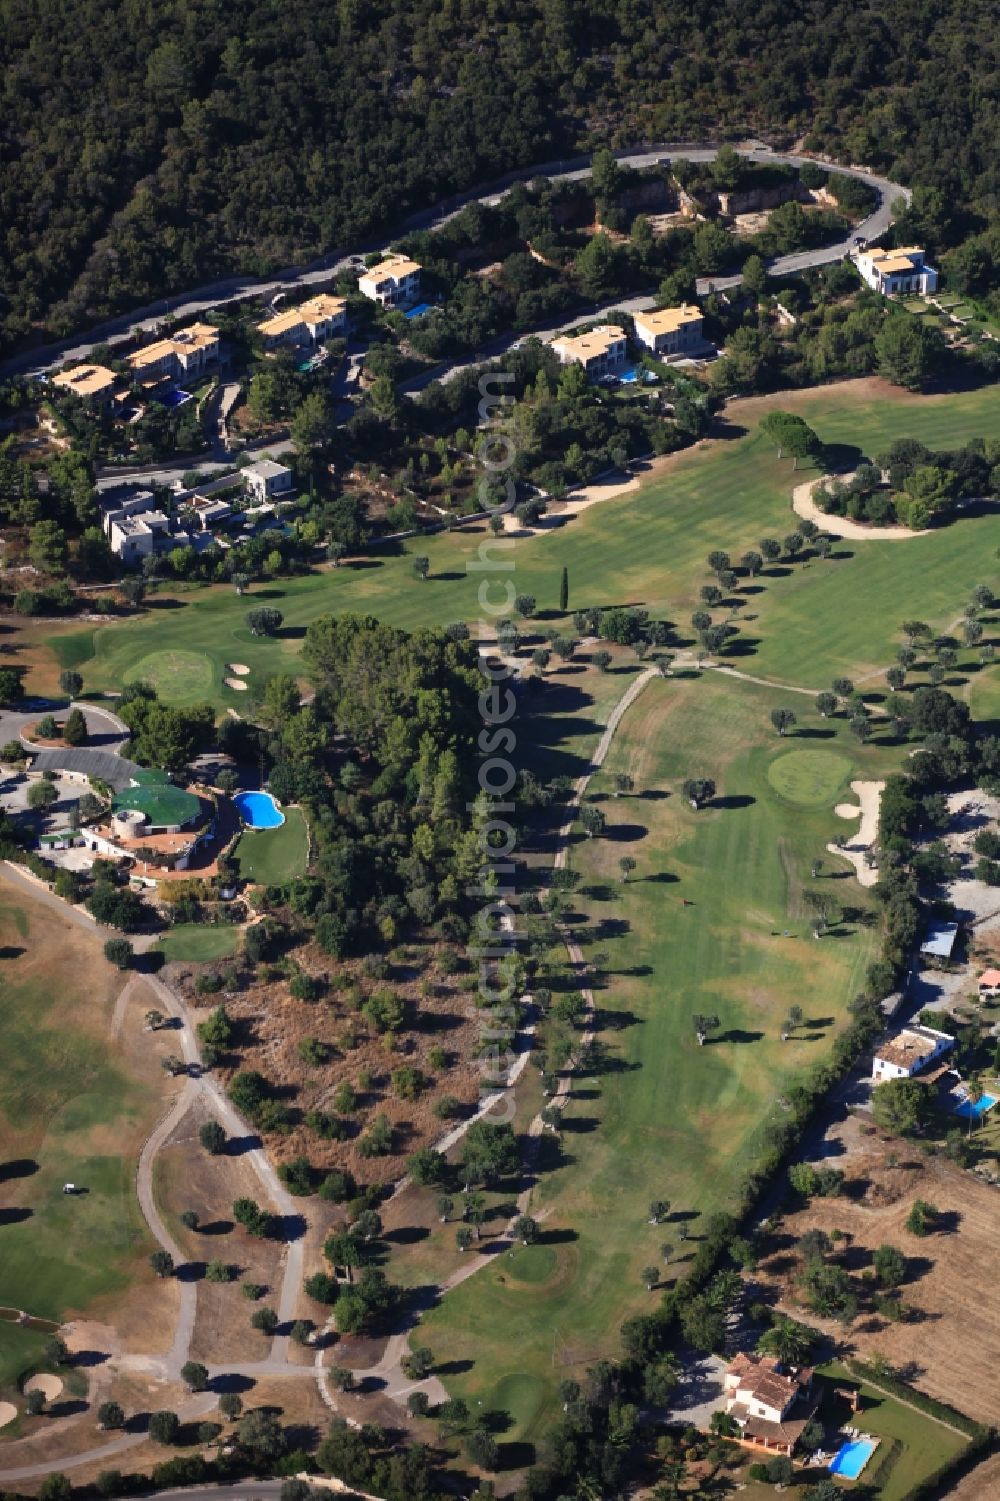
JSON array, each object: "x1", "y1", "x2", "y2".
[
  {"x1": 404, "y1": 302, "x2": 435, "y2": 319},
  {"x1": 829, "y1": 1438, "x2": 878, "y2": 1478},
  {"x1": 954, "y1": 1091, "x2": 998, "y2": 1119},
  {"x1": 234, "y1": 791, "x2": 285, "y2": 829},
  {"x1": 617, "y1": 365, "x2": 657, "y2": 385},
  {"x1": 154, "y1": 387, "x2": 192, "y2": 408}
]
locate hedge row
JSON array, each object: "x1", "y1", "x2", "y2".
[{"x1": 848, "y1": 1358, "x2": 987, "y2": 1440}]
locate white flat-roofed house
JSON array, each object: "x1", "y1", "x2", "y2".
[
  {"x1": 51, "y1": 364, "x2": 118, "y2": 409},
  {"x1": 257, "y1": 294, "x2": 347, "y2": 351},
  {"x1": 98, "y1": 489, "x2": 159, "y2": 536},
  {"x1": 853, "y1": 246, "x2": 938, "y2": 296},
  {"x1": 126, "y1": 323, "x2": 220, "y2": 383},
  {"x1": 242, "y1": 458, "x2": 294, "y2": 505},
  {"x1": 632, "y1": 305, "x2": 704, "y2": 356},
  {"x1": 357, "y1": 254, "x2": 422, "y2": 307},
  {"x1": 109, "y1": 510, "x2": 171, "y2": 563},
  {"x1": 551, "y1": 324, "x2": 628, "y2": 379},
  {"x1": 872, "y1": 1024, "x2": 955, "y2": 1083}
]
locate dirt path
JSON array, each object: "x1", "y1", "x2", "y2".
[{"x1": 791, "y1": 474, "x2": 927, "y2": 541}]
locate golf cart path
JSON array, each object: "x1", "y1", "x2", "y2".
[
  {"x1": 791, "y1": 474, "x2": 929, "y2": 540},
  {"x1": 329, "y1": 666, "x2": 659, "y2": 1409}
]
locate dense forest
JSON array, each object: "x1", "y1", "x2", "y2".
[{"x1": 4, "y1": 0, "x2": 1000, "y2": 354}]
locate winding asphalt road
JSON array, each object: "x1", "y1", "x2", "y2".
[{"x1": 1, "y1": 143, "x2": 908, "y2": 386}]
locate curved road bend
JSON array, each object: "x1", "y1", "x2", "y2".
[{"x1": 1, "y1": 145, "x2": 908, "y2": 383}]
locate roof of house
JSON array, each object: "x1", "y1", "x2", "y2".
[
  {"x1": 553, "y1": 323, "x2": 627, "y2": 362},
  {"x1": 257, "y1": 294, "x2": 346, "y2": 338},
  {"x1": 866, "y1": 246, "x2": 926, "y2": 275},
  {"x1": 126, "y1": 322, "x2": 218, "y2": 369},
  {"x1": 979, "y1": 969, "x2": 1000, "y2": 987},
  {"x1": 299, "y1": 293, "x2": 346, "y2": 322},
  {"x1": 243, "y1": 458, "x2": 291, "y2": 481},
  {"x1": 921, "y1": 921, "x2": 959, "y2": 958},
  {"x1": 112, "y1": 781, "x2": 204, "y2": 828},
  {"x1": 875, "y1": 1024, "x2": 954, "y2": 1071},
  {"x1": 633, "y1": 304, "x2": 703, "y2": 335},
  {"x1": 726, "y1": 1353, "x2": 812, "y2": 1413},
  {"x1": 51, "y1": 364, "x2": 116, "y2": 397},
  {"x1": 360, "y1": 254, "x2": 422, "y2": 284}
]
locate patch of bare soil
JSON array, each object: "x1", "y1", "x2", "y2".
[
  {"x1": 154, "y1": 1096, "x2": 287, "y2": 1365},
  {"x1": 178, "y1": 938, "x2": 486, "y2": 1190},
  {"x1": 945, "y1": 1451, "x2": 1000, "y2": 1500},
  {"x1": 756, "y1": 1125, "x2": 1000, "y2": 1424}
]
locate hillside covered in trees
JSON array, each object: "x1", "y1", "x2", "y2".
[{"x1": 4, "y1": 0, "x2": 1000, "y2": 353}]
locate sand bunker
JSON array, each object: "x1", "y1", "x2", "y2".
[
  {"x1": 225, "y1": 677, "x2": 248, "y2": 692},
  {"x1": 0, "y1": 1401, "x2": 15, "y2": 1428},
  {"x1": 24, "y1": 1373, "x2": 62, "y2": 1400},
  {"x1": 829, "y1": 779, "x2": 884, "y2": 888},
  {"x1": 226, "y1": 662, "x2": 250, "y2": 674},
  {"x1": 792, "y1": 476, "x2": 928, "y2": 540}
]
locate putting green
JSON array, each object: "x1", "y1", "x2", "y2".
[
  {"x1": 123, "y1": 649, "x2": 215, "y2": 704},
  {"x1": 766, "y1": 747, "x2": 853, "y2": 807},
  {"x1": 488, "y1": 1371, "x2": 548, "y2": 1433},
  {"x1": 507, "y1": 1244, "x2": 558, "y2": 1284}
]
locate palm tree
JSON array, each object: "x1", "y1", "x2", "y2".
[
  {"x1": 965, "y1": 1080, "x2": 984, "y2": 1135},
  {"x1": 757, "y1": 1316, "x2": 815, "y2": 1365}
]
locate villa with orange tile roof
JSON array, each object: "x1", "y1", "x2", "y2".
[
  {"x1": 257, "y1": 293, "x2": 347, "y2": 350},
  {"x1": 51, "y1": 363, "x2": 118, "y2": 407},
  {"x1": 872, "y1": 1023, "x2": 954, "y2": 1082},
  {"x1": 551, "y1": 323, "x2": 627, "y2": 378},
  {"x1": 126, "y1": 322, "x2": 220, "y2": 382},
  {"x1": 979, "y1": 968, "x2": 1000, "y2": 998},
  {"x1": 632, "y1": 304, "x2": 704, "y2": 356},
  {"x1": 358, "y1": 254, "x2": 422, "y2": 307},
  {"x1": 721, "y1": 1353, "x2": 818, "y2": 1456}
]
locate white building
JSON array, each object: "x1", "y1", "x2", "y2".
[
  {"x1": 632, "y1": 304, "x2": 704, "y2": 356},
  {"x1": 99, "y1": 490, "x2": 159, "y2": 537},
  {"x1": 126, "y1": 323, "x2": 220, "y2": 383},
  {"x1": 551, "y1": 324, "x2": 627, "y2": 379},
  {"x1": 242, "y1": 459, "x2": 294, "y2": 505},
  {"x1": 872, "y1": 1024, "x2": 954, "y2": 1083},
  {"x1": 257, "y1": 293, "x2": 347, "y2": 350},
  {"x1": 109, "y1": 510, "x2": 171, "y2": 563},
  {"x1": 853, "y1": 246, "x2": 938, "y2": 296},
  {"x1": 358, "y1": 254, "x2": 422, "y2": 307},
  {"x1": 721, "y1": 1353, "x2": 816, "y2": 1457}
]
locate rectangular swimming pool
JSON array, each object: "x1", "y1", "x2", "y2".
[{"x1": 829, "y1": 1437, "x2": 878, "y2": 1478}]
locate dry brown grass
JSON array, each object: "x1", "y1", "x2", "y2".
[
  {"x1": 757, "y1": 1123, "x2": 1000, "y2": 1424},
  {"x1": 177, "y1": 938, "x2": 486, "y2": 1188}
]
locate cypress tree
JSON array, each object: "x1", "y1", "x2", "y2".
[{"x1": 559, "y1": 566, "x2": 569, "y2": 612}]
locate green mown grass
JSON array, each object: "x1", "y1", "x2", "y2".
[
  {"x1": 418, "y1": 673, "x2": 892, "y2": 1446},
  {"x1": 47, "y1": 383, "x2": 1000, "y2": 701},
  {"x1": 766, "y1": 746, "x2": 853, "y2": 807},
  {"x1": 233, "y1": 805, "x2": 309, "y2": 885},
  {"x1": 157, "y1": 922, "x2": 240, "y2": 964},
  {"x1": 0, "y1": 1323, "x2": 49, "y2": 1390},
  {"x1": 0, "y1": 893, "x2": 157, "y2": 1323},
  {"x1": 817, "y1": 1364, "x2": 969, "y2": 1501}
]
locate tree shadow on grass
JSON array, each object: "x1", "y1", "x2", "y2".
[{"x1": 0, "y1": 1159, "x2": 37, "y2": 1182}]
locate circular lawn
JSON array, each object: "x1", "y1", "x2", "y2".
[
  {"x1": 123, "y1": 649, "x2": 215, "y2": 705},
  {"x1": 766, "y1": 747, "x2": 852, "y2": 808}
]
